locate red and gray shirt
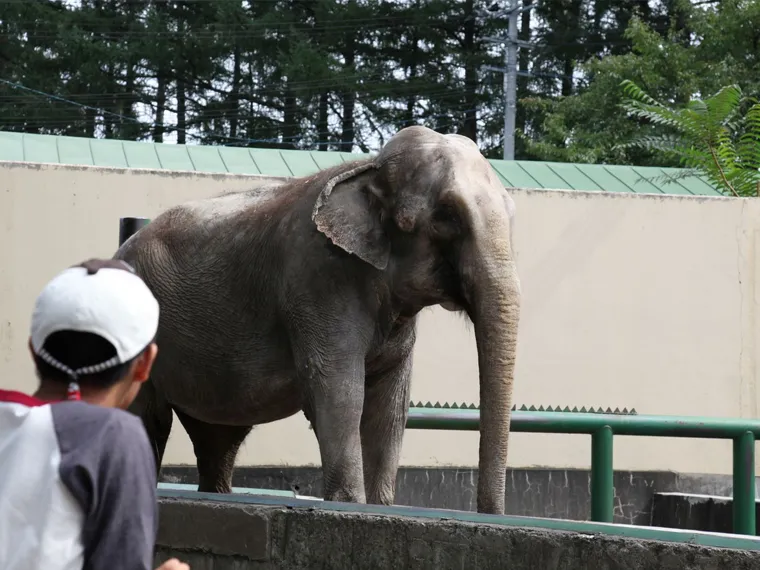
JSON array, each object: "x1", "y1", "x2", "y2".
[{"x1": 0, "y1": 389, "x2": 158, "y2": 570}]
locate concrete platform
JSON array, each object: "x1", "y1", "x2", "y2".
[
  {"x1": 154, "y1": 489, "x2": 760, "y2": 569},
  {"x1": 157, "y1": 482, "x2": 323, "y2": 501}
]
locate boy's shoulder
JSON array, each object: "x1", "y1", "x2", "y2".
[
  {"x1": 52, "y1": 399, "x2": 143, "y2": 426},
  {"x1": 49, "y1": 402, "x2": 159, "y2": 570},
  {"x1": 50, "y1": 400, "x2": 153, "y2": 464}
]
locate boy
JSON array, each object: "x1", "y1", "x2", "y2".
[{"x1": 0, "y1": 258, "x2": 188, "y2": 570}]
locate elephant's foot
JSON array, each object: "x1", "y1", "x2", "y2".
[
  {"x1": 365, "y1": 481, "x2": 396, "y2": 506},
  {"x1": 323, "y1": 484, "x2": 367, "y2": 504},
  {"x1": 319, "y1": 443, "x2": 367, "y2": 504},
  {"x1": 197, "y1": 479, "x2": 234, "y2": 494}
]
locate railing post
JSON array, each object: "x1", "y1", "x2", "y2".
[
  {"x1": 733, "y1": 430, "x2": 756, "y2": 535},
  {"x1": 591, "y1": 425, "x2": 614, "y2": 523},
  {"x1": 119, "y1": 217, "x2": 150, "y2": 247}
]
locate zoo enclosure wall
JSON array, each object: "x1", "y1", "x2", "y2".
[{"x1": 1, "y1": 160, "x2": 759, "y2": 476}]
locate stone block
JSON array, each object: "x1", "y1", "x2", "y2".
[{"x1": 156, "y1": 499, "x2": 271, "y2": 560}]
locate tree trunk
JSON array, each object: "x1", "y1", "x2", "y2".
[
  {"x1": 340, "y1": 85, "x2": 355, "y2": 152},
  {"x1": 340, "y1": 56, "x2": 356, "y2": 151},
  {"x1": 561, "y1": 58, "x2": 573, "y2": 97},
  {"x1": 84, "y1": 108, "x2": 96, "y2": 138},
  {"x1": 282, "y1": 82, "x2": 297, "y2": 149},
  {"x1": 175, "y1": 16, "x2": 186, "y2": 145},
  {"x1": 516, "y1": 0, "x2": 532, "y2": 132},
  {"x1": 230, "y1": 44, "x2": 241, "y2": 140},
  {"x1": 405, "y1": 52, "x2": 417, "y2": 128},
  {"x1": 123, "y1": 37, "x2": 138, "y2": 140},
  {"x1": 460, "y1": 0, "x2": 477, "y2": 143},
  {"x1": 104, "y1": 62, "x2": 114, "y2": 138},
  {"x1": 404, "y1": 2, "x2": 420, "y2": 128},
  {"x1": 154, "y1": 69, "x2": 166, "y2": 143},
  {"x1": 318, "y1": 92, "x2": 329, "y2": 150},
  {"x1": 177, "y1": 76, "x2": 186, "y2": 144}
]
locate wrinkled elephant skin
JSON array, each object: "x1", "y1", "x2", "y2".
[{"x1": 114, "y1": 125, "x2": 521, "y2": 514}]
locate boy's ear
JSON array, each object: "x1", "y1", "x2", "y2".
[{"x1": 132, "y1": 343, "x2": 158, "y2": 383}]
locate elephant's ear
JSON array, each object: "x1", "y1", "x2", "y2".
[{"x1": 312, "y1": 162, "x2": 390, "y2": 271}]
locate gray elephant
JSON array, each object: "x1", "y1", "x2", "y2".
[{"x1": 114, "y1": 125, "x2": 521, "y2": 515}]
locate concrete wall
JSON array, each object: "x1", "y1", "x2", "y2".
[
  {"x1": 2, "y1": 160, "x2": 759, "y2": 475},
  {"x1": 153, "y1": 496, "x2": 760, "y2": 570}
]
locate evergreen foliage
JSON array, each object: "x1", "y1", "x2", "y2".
[
  {"x1": 617, "y1": 80, "x2": 760, "y2": 197},
  {"x1": 0, "y1": 0, "x2": 757, "y2": 163}
]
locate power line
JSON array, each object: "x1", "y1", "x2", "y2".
[
  {"x1": 0, "y1": 77, "x2": 484, "y2": 148},
  {"x1": 0, "y1": 79, "x2": 486, "y2": 122}
]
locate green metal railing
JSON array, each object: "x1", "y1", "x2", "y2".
[{"x1": 406, "y1": 406, "x2": 759, "y2": 535}]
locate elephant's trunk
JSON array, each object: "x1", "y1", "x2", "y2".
[{"x1": 471, "y1": 219, "x2": 521, "y2": 515}]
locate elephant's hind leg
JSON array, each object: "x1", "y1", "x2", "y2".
[
  {"x1": 128, "y1": 379, "x2": 173, "y2": 478},
  {"x1": 174, "y1": 409, "x2": 253, "y2": 493}
]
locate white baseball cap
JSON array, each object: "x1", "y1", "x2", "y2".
[{"x1": 30, "y1": 263, "x2": 160, "y2": 379}]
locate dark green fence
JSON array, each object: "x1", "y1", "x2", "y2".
[{"x1": 406, "y1": 406, "x2": 759, "y2": 535}]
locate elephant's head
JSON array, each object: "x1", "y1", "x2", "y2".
[{"x1": 312, "y1": 125, "x2": 521, "y2": 515}]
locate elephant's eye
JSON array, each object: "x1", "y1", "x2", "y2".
[{"x1": 431, "y1": 203, "x2": 461, "y2": 239}]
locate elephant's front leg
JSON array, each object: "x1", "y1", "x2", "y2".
[
  {"x1": 308, "y1": 361, "x2": 367, "y2": 503},
  {"x1": 361, "y1": 352, "x2": 413, "y2": 505},
  {"x1": 296, "y1": 335, "x2": 369, "y2": 504}
]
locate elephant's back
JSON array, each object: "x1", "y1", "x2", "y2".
[
  {"x1": 116, "y1": 204, "x2": 282, "y2": 343},
  {"x1": 112, "y1": 188, "x2": 296, "y2": 394}
]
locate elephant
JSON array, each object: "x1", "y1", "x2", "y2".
[{"x1": 113, "y1": 125, "x2": 521, "y2": 515}]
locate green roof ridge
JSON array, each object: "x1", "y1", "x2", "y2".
[{"x1": 0, "y1": 131, "x2": 722, "y2": 197}]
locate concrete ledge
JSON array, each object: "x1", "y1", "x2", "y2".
[
  {"x1": 154, "y1": 494, "x2": 760, "y2": 570},
  {"x1": 157, "y1": 481, "x2": 323, "y2": 501}
]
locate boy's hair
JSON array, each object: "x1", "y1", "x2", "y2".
[{"x1": 33, "y1": 330, "x2": 140, "y2": 388}]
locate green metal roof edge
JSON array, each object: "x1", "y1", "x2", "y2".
[{"x1": 0, "y1": 131, "x2": 723, "y2": 196}]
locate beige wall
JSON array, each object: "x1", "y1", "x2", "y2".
[{"x1": 1, "y1": 161, "x2": 757, "y2": 475}]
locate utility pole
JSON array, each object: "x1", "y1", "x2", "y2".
[
  {"x1": 503, "y1": 0, "x2": 519, "y2": 161},
  {"x1": 483, "y1": 0, "x2": 535, "y2": 161}
]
